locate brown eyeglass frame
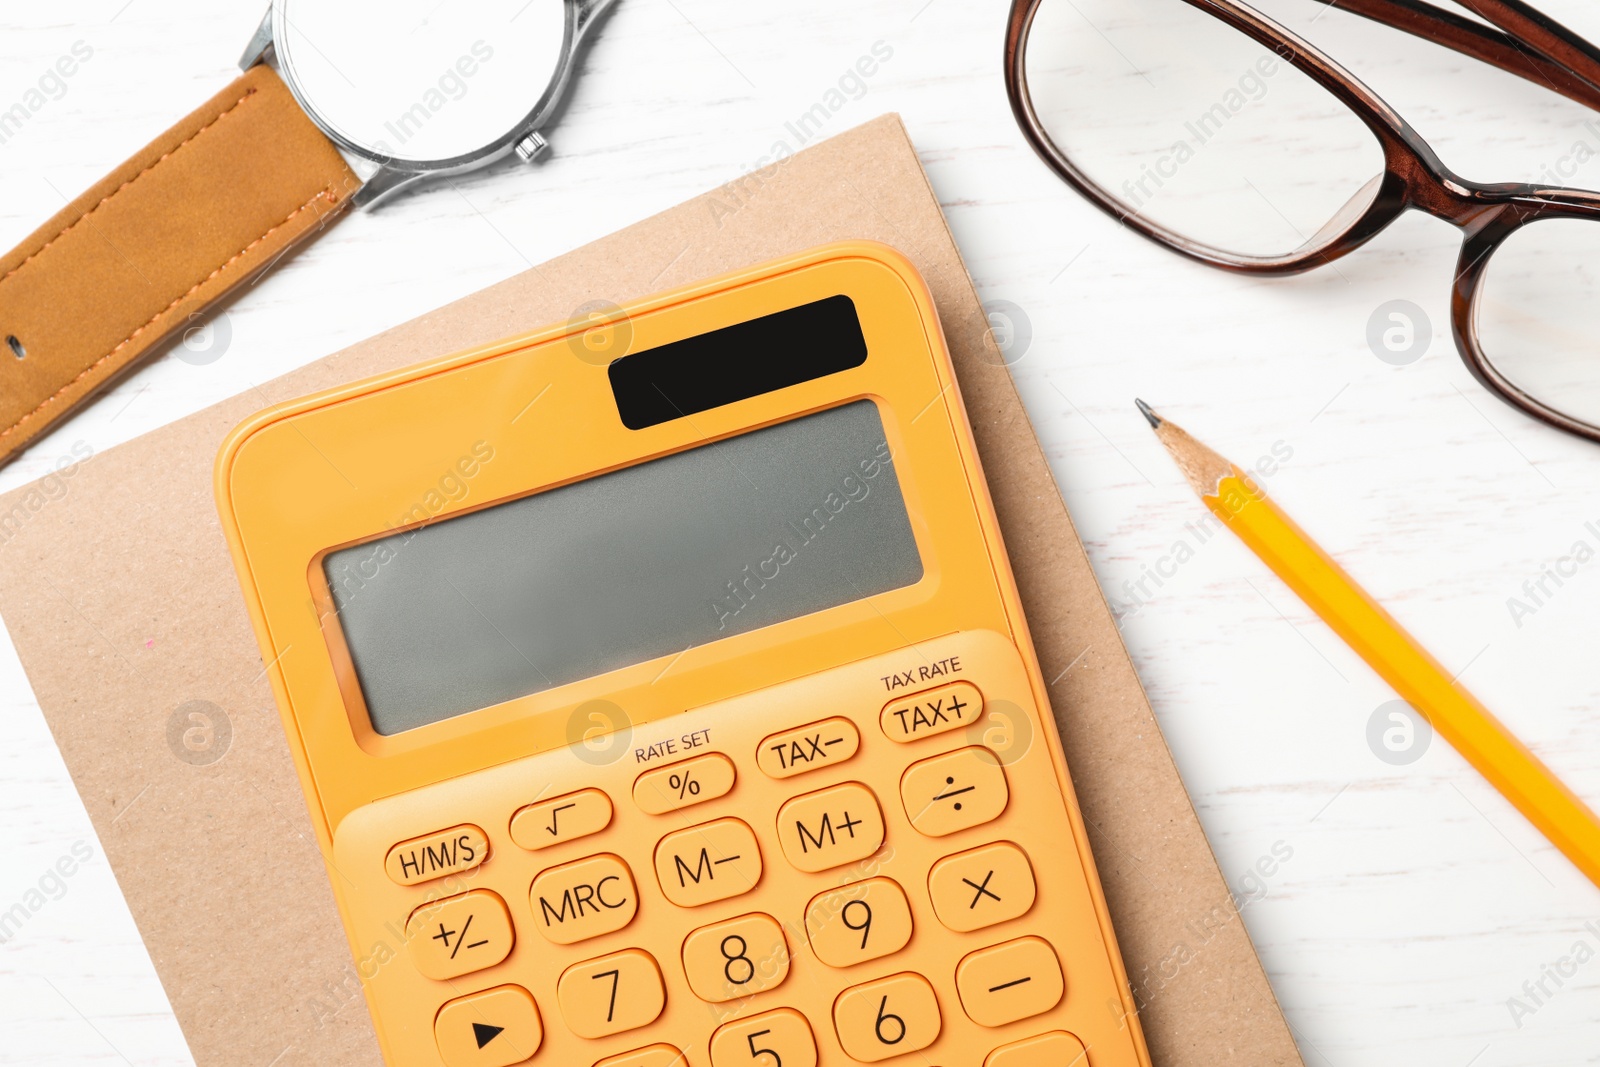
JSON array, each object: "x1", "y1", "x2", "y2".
[{"x1": 1005, "y1": 0, "x2": 1600, "y2": 444}]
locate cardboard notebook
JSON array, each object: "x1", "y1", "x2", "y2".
[{"x1": 0, "y1": 116, "x2": 1303, "y2": 1067}]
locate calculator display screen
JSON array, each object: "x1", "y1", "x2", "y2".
[{"x1": 324, "y1": 400, "x2": 923, "y2": 735}]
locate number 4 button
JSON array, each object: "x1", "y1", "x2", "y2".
[{"x1": 709, "y1": 1007, "x2": 817, "y2": 1067}]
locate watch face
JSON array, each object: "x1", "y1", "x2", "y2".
[{"x1": 274, "y1": 0, "x2": 569, "y2": 166}]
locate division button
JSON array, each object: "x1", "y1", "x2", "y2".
[
  {"x1": 880, "y1": 680, "x2": 983, "y2": 742},
  {"x1": 928, "y1": 842, "x2": 1037, "y2": 932},
  {"x1": 653, "y1": 818, "x2": 764, "y2": 907},
  {"x1": 434, "y1": 984, "x2": 542, "y2": 1067},
  {"x1": 634, "y1": 753, "x2": 737, "y2": 815},
  {"x1": 900, "y1": 746, "x2": 1009, "y2": 837},
  {"x1": 509, "y1": 788, "x2": 613, "y2": 851},
  {"x1": 776, "y1": 782, "x2": 885, "y2": 873},
  {"x1": 385, "y1": 824, "x2": 489, "y2": 885},
  {"x1": 529, "y1": 853, "x2": 638, "y2": 944},
  {"x1": 756, "y1": 717, "x2": 861, "y2": 778},
  {"x1": 955, "y1": 936, "x2": 1065, "y2": 1028},
  {"x1": 406, "y1": 889, "x2": 514, "y2": 981}
]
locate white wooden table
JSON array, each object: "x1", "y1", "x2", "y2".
[{"x1": 3, "y1": 2, "x2": 1599, "y2": 1064}]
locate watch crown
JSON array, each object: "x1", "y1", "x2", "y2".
[{"x1": 515, "y1": 131, "x2": 550, "y2": 164}]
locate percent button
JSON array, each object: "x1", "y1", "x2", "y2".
[{"x1": 634, "y1": 753, "x2": 737, "y2": 815}]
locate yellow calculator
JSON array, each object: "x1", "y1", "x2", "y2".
[{"x1": 215, "y1": 242, "x2": 1151, "y2": 1067}]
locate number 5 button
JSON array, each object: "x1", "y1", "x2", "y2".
[
  {"x1": 832, "y1": 972, "x2": 941, "y2": 1061},
  {"x1": 710, "y1": 1007, "x2": 817, "y2": 1067}
]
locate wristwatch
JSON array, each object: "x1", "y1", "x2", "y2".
[{"x1": 0, "y1": 0, "x2": 616, "y2": 467}]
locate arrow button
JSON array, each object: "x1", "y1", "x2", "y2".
[{"x1": 434, "y1": 984, "x2": 542, "y2": 1067}]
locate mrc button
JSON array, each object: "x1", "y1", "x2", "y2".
[
  {"x1": 529, "y1": 854, "x2": 638, "y2": 945},
  {"x1": 880, "y1": 681, "x2": 983, "y2": 742},
  {"x1": 385, "y1": 825, "x2": 489, "y2": 886}
]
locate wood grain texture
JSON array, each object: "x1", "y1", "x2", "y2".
[{"x1": 0, "y1": 1, "x2": 1598, "y2": 1065}]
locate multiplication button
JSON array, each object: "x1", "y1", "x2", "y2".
[
  {"x1": 776, "y1": 782, "x2": 885, "y2": 873},
  {"x1": 756, "y1": 717, "x2": 860, "y2": 778},
  {"x1": 406, "y1": 889, "x2": 514, "y2": 981},
  {"x1": 928, "y1": 842, "x2": 1037, "y2": 932}
]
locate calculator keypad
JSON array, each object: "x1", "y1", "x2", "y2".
[{"x1": 338, "y1": 632, "x2": 1141, "y2": 1067}]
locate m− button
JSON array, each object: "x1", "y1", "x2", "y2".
[
  {"x1": 653, "y1": 818, "x2": 764, "y2": 907},
  {"x1": 776, "y1": 782, "x2": 885, "y2": 873},
  {"x1": 756, "y1": 717, "x2": 860, "y2": 779},
  {"x1": 406, "y1": 889, "x2": 514, "y2": 981},
  {"x1": 529, "y1": 854, "x2": 638, "y2": 944}
]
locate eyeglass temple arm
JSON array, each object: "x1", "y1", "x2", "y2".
[{"x1": 1329, "y1": 0, "x2": 1600, "y2": 114}]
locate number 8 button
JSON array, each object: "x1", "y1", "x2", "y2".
[
  {"x1": 682, "y1": 913, "x2": 790, "y2": 1003},
  {"x1": 832, "y1": 972, "x2": 941, "y2": 1062}
]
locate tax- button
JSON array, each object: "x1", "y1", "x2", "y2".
[
  {"x1": 510, "y1": 788, "x2": 612, "y2": 851},
  {"x1": 832, "y1": 972, "x2": 941, "y2": 1062},
  {"x1": 901, "y1": 746, "x2": 1009, "y2": 836},
  {"x1": 434, "y1": 984, "x2": 542, "y2": 1067},
  {"x1": 406, "y1": 889, "x2": 514, "y2": 980},
  {"x1": 777, "y1": 782, "x2": 885, "y2": 873},
  {"x1": 757, "y1": 717, "x2": 860, "y2": 778},
  {"x1": 385, "y1": 824, "x2": 488, "y2": 885},
  {"x1": 653, "y1": 818, "x2": 764, "y2": 907},
  {"x1": 634, "y1": 753, "x2": 736, "y2": 815},
  {"x1": 928, "y1": 842, "x2": 1037, "y2": 932},
  {"x1": 529, "y1": 854, "x2": 638, "y2": 944},
  {"x1": 956, "y1": 936, "x2": 1065, "y2": 1028},
  {"x1": 984, "y1": 1031, "x2": 1088, "y2": 1067},
  {"x1": 880, "y1": 680, "x2": 983, "y2": 742}
]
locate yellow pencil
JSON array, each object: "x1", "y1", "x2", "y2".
[{"x1": 1138, "y1": 399, "x2": 1600, "y2": 889}]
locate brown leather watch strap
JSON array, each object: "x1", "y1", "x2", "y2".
[{"x1": 0, "y1": 64, "x2": 358, "y2": 465}]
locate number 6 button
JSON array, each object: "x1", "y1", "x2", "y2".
[
  {"x1": 832, "y1": 972, "x2": 941, "y2": 1062},
  {"x1": 710, "y1": 1007, "x2": 817, "y2": 1067}
]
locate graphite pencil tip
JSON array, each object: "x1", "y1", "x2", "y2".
[{"x1": 1134, "y1": 398, "x2": 1162, "y2": 429}]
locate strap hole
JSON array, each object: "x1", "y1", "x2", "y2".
[{"x1": 5, "y1": 335, "x2": 24, "y2": 360}]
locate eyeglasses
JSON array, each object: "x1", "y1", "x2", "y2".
[{"x1": 1005, "y1": 0, "x2": 1600, "y2": 444}]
